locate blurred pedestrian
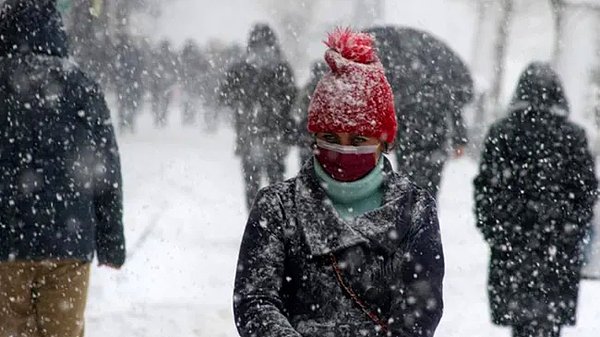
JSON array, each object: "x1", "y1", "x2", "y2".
[
  {"x1": 179, "y1": 39, "x2": 206, "y2": 126},
  {"x1": 150, "y1": 40, "x2": 178, "y2": 128},
  {"x1": 234, "y1": 28, "x2": 444, "y2": 337},
  {"x1": 115, "y1": 34, "x2": 145, "y2": 133},
  {"x1": 474, "y1": 62, "x2": 598, "y2": 337},
  {"x1": 292, "y1": 60, "x2": 328, "y2": 165},
  {"x1": 220, "y1": 23, "x2": 297, "y2": 210},
  {"x1": 365, "y1": 26, "x2": 473, "y2": 198},
  {"x1": 0, "y1": 1, "x2": 125, "y2": 336}
]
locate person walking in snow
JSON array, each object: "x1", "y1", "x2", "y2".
[
  {"x1": 365, "y1": 26, "x2": 474, "y2": 199},
  {"x1": 292, "y1": 60, "x2": 328, "y2": 165},
  {"x1": 0, "y1": 1, "x2": 125, "y2": 336},
  {"x1": 474, "y1": 62, "x2": 598, "y2": 337},
  {"x1": 114, "y1": 34, "x2": 145, "y2": 133},
  {"x1": 150, "y1": 40, "x2": 178, "y2": 128},
  {"x1": 220, "y1": 23, "x2": 297, "y2": 210},
  {"x1": 233, "y1": 28, "x2": 444, "y2": 337},
  {"x1": 179, "y1": 39, "x2": 207, "y2": 126}
]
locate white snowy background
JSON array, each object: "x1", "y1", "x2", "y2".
[{"x1": 85, "y1": 0, "x2": 600, "y2": 336}]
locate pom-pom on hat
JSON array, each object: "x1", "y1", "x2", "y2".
[{"x1": 307, "y1": 27, "x2": 397, "y2": 144}]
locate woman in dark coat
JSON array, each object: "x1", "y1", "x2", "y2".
[
  {"x1": 474, "y1": 62, "x2": 598, "y2": 337},
  {"x1": 233, "y1": 28, "x2": 444, "y2": 337}
]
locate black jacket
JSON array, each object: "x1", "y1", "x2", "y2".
[
  {"x1": 474, "y1": 62, "x2": 598, "y2": 325},
  {"x1": 234, "y1": 158, "x2": 444, "y2": 337},
  {"x1": 220, "y1": 25, "x2": 297, "y2": 154},
  {"x1": 0, "y1": 0, "x2": 125, "y2": 266}
]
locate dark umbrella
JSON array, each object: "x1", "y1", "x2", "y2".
[
  {"x1": 364, "y1": 25, "x2": 474, "y2": 149},
  {"x1": 365, "y1": 25, "x2": 473, "y2": 109}
]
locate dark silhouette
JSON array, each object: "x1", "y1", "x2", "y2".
[
  {"x1": 0, "y1": 1, "x2": 125, "y2": 336},
  {"x1": 220, "y1": 24, "x2": 297, "y2": 209},
  {"x1": 474, "y1": 62, "x2": 598, "y2": 337},
  {"x1": 150, "y1": 40, "x2": 178, "y2": 127},
  {"x1": 366, "y1": 26, "x2": 473, "y2": 197}
]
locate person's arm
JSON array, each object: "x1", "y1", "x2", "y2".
[
  {"x1": 233, "y1": 188, "x2": 302, "y2": 337},
  {"x1": 448, "y1": 103, "x2": 468, "y2": 157},
  {"x1": 388, "y1": 191, "x2": 444, "y2": 337},
  {"x1": 276, "y1": 63, "x2": 298, "y2": 145},
  {"x1": 474, "y1": 125, "x2": 510, "y2": 243},
  {"x1": 448, "y1": 64, "x2": 473, "y2": 155},
  {"x1": 564, "y1": 129, "x2": 599, "y2": 244},
  {"x1": 86, "y1": 81, "x2": 125, "y2": 267},
  {"x1": 473, "y1": 125, "x2": 526, "y2": 247}
]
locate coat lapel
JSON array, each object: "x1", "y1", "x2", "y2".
[{"x1": 295, "y1": 158, "x2": 414, "y2": 257}]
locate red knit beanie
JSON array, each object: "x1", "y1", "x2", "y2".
[{"x1": 307, "y1": 28, "x2": 397, "y2": 144}]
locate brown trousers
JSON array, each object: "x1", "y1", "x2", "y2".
[{"x1": 0, "y1": 260, "x2": 90, "y2": 337}]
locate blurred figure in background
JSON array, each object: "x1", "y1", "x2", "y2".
[
  {"x1": 474, "y1": 62, "x2": 598, "y2": 337},
  {"x1": 220, "y1": 23, "x2": 297, "y2": 210},
  {"x1": 292, "y1": 60, "x2": 328, "y2": 165},
  {"x1": 114, "y1": 34, "x2": 145, "y2": 133},
  {"x1": 150, "y1": 40, "x2": 178, "y2": 128},
  {"x1": 365, "y1": 26, "x2": 473, "y2": 198},
  {"x1": 205, "y1": 42, "x2": 243, "y2": 131},
  {"x1": 179, "y1": 39, "x2": 207, "y2": 126},
  {"x1": 0, "y1": 1, "x2": 125, "y2": 336}
]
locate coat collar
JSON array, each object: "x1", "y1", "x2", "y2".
[{"x1": 295, "y1": 157, "x2": 414, "y2": 257}]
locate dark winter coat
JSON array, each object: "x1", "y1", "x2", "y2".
[
  {"x1": 220, "y1": 26, "x2": 297, "y2": 157},
  {"x1": 0, "y1": 0, "x2": 125, "y2": 267},
  {"x1": 474, "y1": 62, "x2": 598, "y2": 326},
  {"x1": 234, "y1": 158, "x2": 444, "y2": 337}
]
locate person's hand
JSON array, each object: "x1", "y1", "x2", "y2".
[{"x1": 453, "y1": 145, "x2": 465, "y2": 158}]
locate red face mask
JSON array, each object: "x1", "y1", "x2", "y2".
[{"x1": 315, "y1": 140, "x2": 380, "y2": 182}]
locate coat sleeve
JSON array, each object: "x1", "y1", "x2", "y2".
[
  {"x1": 275, "y1": 63, "x2": 298, "y2": 145},
  {"x1": 473, "y1": 125, "x2": 523, "y2": 246},
  {"x1": 233, "y1": 188, "x2": 302, "y2": 337},
  {"x1": 448, "y1": 103, "x2": 468, "y2": 148},
  {"x1": 86, "y1": 82, "x2": 126, "y2": 267},
  {"x1": 389, "y1": 191, "x2": 445, "y2": 337},
  {"x1": 564, "y1": 128, "x2": 598, "y2": 244}
]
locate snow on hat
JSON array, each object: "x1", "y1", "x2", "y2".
[{"x1": 307, "y1": 27, "x2": 397, "y2": 144}]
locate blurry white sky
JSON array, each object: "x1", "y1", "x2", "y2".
[
  {"x1": 144, "y1": 0, "x2": 473, "y2": 47},
  {"x1": 141, "y1": 0, "x2": 551, "y2": 84}
]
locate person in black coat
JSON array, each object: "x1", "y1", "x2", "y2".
[
  {"x1": 179, "y1": 39, "x2": 207, "y2": 126},
  {"x1": 234, "y1": 28, "x2": 444, "y2": 337},
  {"x1": 114, "y1": 34, "x2": 145, "y2": 133},
  {"x1": 150, "y1": 40, "x2": 178, "y2": 128},
  {"x1": 365, "y1": 26, "x2": 473, "y2": 199},
  {"x1": 292, "y1": 60, "x2": 328, "y2": 165},
  {"x1": 474, "y1": 62, "x2": 598, "y2": 337},
  {"x1": 220, "y1": 23, "x2": 297, "y2": 210},
  {"x1": 0, "y1": 1, "x2": 124, "y2": 335}
]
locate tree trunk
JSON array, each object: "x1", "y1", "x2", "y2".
[
  {"x1": 550, "y1": 0, "x2": 566, "y2": 65},
  {"x1": 488, "y1": 0, "x2": 514, "y2": 120}
]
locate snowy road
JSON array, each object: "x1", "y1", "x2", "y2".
[{"x1": 84, "y1": 117, "x2": 600, "y2": 337}]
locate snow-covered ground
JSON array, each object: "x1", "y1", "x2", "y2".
[{"x1": 84, "y1": 109, "x2": 600, "y2": 336}]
